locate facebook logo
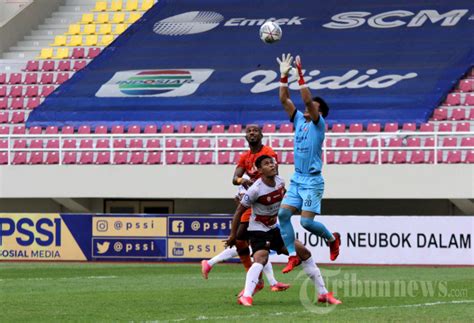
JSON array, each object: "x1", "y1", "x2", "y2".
[{"x1": 172, "y1": 220, "x2": 184, "y2": 233}]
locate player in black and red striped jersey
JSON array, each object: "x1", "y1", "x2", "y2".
[{"x1": 227, "y1": 155, "x2": 342, "y2": 306}]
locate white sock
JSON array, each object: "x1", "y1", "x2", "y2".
[
  {"x1": 243, "y1": 263, "x2": 264, "y2": 297},
  {"x1": 302, "y1": 257, "x2": 328, "y2": 295},
  {"x1": 208, "y1": 247, "x2": 238, "y2": 266},
  {"x1": 263, "y1": 261, "x2": 278, "y2": 286}
]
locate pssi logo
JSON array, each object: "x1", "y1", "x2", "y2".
[
  {"x1": 323, "y1": 9, "x2": 469, "y2": 29},
  {"x1": 95, "y1": 69, "x2": 214, "y2": 97},
  {"x1": 0, "y1": 217, "x2": 61, "y2": 246},
  {"x1": 153, "y1": 11, "x2": 305, "y2": 36}
]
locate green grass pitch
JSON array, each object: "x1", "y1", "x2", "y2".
[{"x1": 0, "y1": 262, "x2": 473, "y2": 322}]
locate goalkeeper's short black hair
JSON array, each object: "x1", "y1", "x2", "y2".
[{"x1": 313, "y1": 96, "x2": 329, "y2": 118}]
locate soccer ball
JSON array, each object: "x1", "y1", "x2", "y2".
[{"x1": 259, "y1": 21, "x2": 282, "y2": 44}]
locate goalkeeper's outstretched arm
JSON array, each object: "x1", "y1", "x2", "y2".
[{"x1": 277, "y1": 53, "x2": 297, "y2": 119}]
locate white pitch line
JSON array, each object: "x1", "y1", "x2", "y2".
[
  {"x1": 0, "y1": 275, "x2": 118, "y2": 282},
  {"x1": 162, "y1": 300, "x2": 474, "y2": 322}
]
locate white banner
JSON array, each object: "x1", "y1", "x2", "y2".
[{"x1": 269, "y1": 216, "x2": 473, "y2": 265}]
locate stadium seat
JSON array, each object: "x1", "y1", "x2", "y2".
[
  {"x1": 37, "y1": 48, "x2": 54, "y2": 59},
  {"x1": 95, "y1": 126, "x2": 108, "y2": 135},
  {"x1": 144, "y1": 124, "x2": 158, "y2": 133},
  {"x1": 113, "y1": 23, "x2": 128, "y2": 35},
  {"x1": 325, "y1": 151, "x2": 335, "y2": 164},
  {"x1": 424, "y1": 137, "x2": 435, "y2": 147},
  {"x1": 406, "y1": 137, "x2": 421, "y2": 147},
  {"x1": 458, "y1": 79, "x2": 473, "y2": 92},
  {"x1": 455, "y1": 122, "x2": 470, "y2": 132},
  {"x1": 355, "y1": 151, "x2": 371, "y2": 164},
  {"x1": 96, "y1": 139, "x2": 110, "y2": 148},
  {"x1": 263, "y1": 123, "x2": 276, "y2": 133},
  {"x1": 56, "y1": 73, "x2": 70, "y2": 85},
  {"x1": 79, "y1": 152, "x2": 93, "y2": 164},
  {"x1": 443, "y1": 93, "x2": 461, "y2": 106},
  {"x1": 409, "y1": 151, "x2": 425, "y2": 164},
  {"x1": 130, "y1": 151, "x2": 144, "y2": 164},
  {"x1": 46, "y1": 152, "x2": 59, "y2": 164},
  {"x1": 68, "y1": 35, "x2": 83, "y2": 47},
  {"x1": 464, "y1": 94, "x2": 474, "y2": 106},
  {"x1": 335, "y1": 138, "x2": 350, "y2": 148},
  {"x1": 25, "y1": 60, "x2": 39, "y2": 72},
  {"x1": 388, "y1": 138, "x2": 403, "y2": 147},
  {"x1": 82, "y1": 24, "x2": 97, "y2": 35},
  {"x1": 25, "y1": 85, "x2": 39, "y2": 97},
  {"x1": 419, "y1": 123, "x2": 434, "y2": 132},
  {"x1": 9, "y1": 86, "x2": 23, "y2": 98},
  {"x1": 93, "y1": 1, "x2": 107, "y2": 12},
  {"x1": 54, "y1": 48, "x2": 70, "y2": 60},
  {"x1": 194, "y1": 124, "x2": 208, "y2": 133},
  {"x1": 426, "y1": 150, "x2": 443, "y2": 164},
  {"x1": 349, "y1": 123, "x2": 363, "y2": 133},
  {"x1": 12, "y1": 125, "x2": 25, "y2": 134},
  {"x1": 336, "y1": 151, "x2": 353, "y2": 164},
  {"x1": 61, "y1": 126, "x2": 74, "y2": 135},
  {"x1": 198, "y1": 151, "x2": 213, "y2": 164},
  {"x1": 112, "y1": 13, "x2": 126, "y2": 24},
  {"x1": 0, "y1": 98, "x2": 6, "y2": 110},
  {"x1": 165, "y1": 151, "x2": 178, "y2": 164},
  {"x1": 111, "y1": 125, "x2": 125, "y2": 134},
  {"x1": 442, "y1": 137, "x2": 457, "y2": 147},
  {"x1": 30, "y1": 139, "x2": 43, "y2": 149},
  {"x1": 402, "y1": 123, "x2": 416, "y2": 131},
  {"x1": 40, "y1": 73, "x2": 54, "y2": 84},
  {"x1": 217, "y1": 138, "x2": 228, "y2": 148},
  {"x1": 391, "y1": 151, "x2": 407, "y2": 164},
  {"x1": 50, "y1": 35, "x2": 67, "y2": 47},
  {"x1": 29, "y1": 151, "x2": 44, "y2": 164},
  {"x1": 141, "y1": 0, "x2": 154, "y2": 11},
  {"x1": 353, "y1": 138, "x2": 368, "y2": 147},
  {"x1": 331, "y1": 123, "x2": 346, "y2": 133},
  {"x1": 165, "y1": 139, "x2": 177, "y2": 148},
  {"x1": 228, "y1": 124, "x2": 242, "y2": 133},
  {"x1": 445, "y1": 151, "x2": 461, "y2": 164},
  {"x1": 97, "y1": 13, "x2": 109, "y2": 24},
  {"x1": 464, "y1": 151, "x2": 474, "y2": 163},
  {"x1": 96, "y1": 152, "x2": 111, "y2": 164},
  {"x1": 269, "y1": 138, "x2": 280, "y2": 148},
  {"x1": 0, "y1": 112, "x2": 7, "y2": 123},
  {"x1": 279, "y1": 123, "x2": 293, "y2": 133},
  {"x1": 161, "y1": 124, "x2": 174, "y2": 133},
  {"x1": 432, "y1": 108, "x2": 447, "y2": 121},
  {"x1": 0, "y1": 139, "x2": 7, "y2": 148},
  {"x1": 113, "y1": 139, "x2": 126, "y2": 149},
  {"x1": 25, "y1": 73, "x2": 38, "y2": 84},
  {"x1": 384, "y1": 122, "x2": 399, "y2": 132},
  {"x1": 232, "y1": 151, "x2": 245, "y2": 164},
  {"x1": 0, "y1": 86, "x2": 5, "y2": 97},
  {"x1": 78, "y1": 125, "x2": 91, "y2": 134},
  {"x1": 231, "y1": 138, "x2": 245, "y2": 148},
  {"x1": 0, "y1": 152, "x2": 8, "y2": 165},
  {"x1": 146, "y1": 139, "x2": 160, "y2": 150},
  {"x1": 197, "y1": 138, "x2": 211, "y2": 148},
  {"x1": 88, "y1": 47, "x2": 101, "y2": 59},
  {"x1": 0, "y1": 73, "x2": 5, "y2": 84},
  {"x1": 126, "y1": 0, "x2": 139, "y2": 11},
  {"x1": 438, "y1": 122, "x2": 452, "y2": 132},
  {"x1": 450, "y1": 108, "x2": 465, "y2": 121},
  {"x1": 460, "y1": 137, "x2": 474, "y2": 147},
  {"x1": 469, "y1": 108, "x2": 474, "y2": 120},
  {"x1": 8, "y1": 73, "x2": 22, "y2": 85},
  {"x1": 367, "y1": 123, "x2": 381, "y2": 132},
  {"x1": 26, "y1": 97, "x2": 41, "y2": 110},
  {"x1": 73, "y1": 61, "x2": 87, "y2": 71},
  {"x1": 181, "y1": 151, "x2": 196, "y2": 164},
  {"x1": 127, "y1": 12, "x2": 141, "y2": 23},
  {"x1": 129, "y1": 138, "x2": 143, "y2": 148},
  {"x1": 67, "y1": 24, "x2": 81, "y2": 35},
  {"x1": 180, "y1": 139, "x2": 193, "y2": 148},
  {"x1": 11, "y1": 98, "x2": 24, "y2": 110},
  {"x1": 29, "y1": 126, "x2": 42, "y2": 134},
  {"x1": 40, "y1": 86, "x2": 55, "y2": 97},
  {"x1": 373, "y1": 151, "x2": 390, "y2": 164},
  {"x1": 72, "y1": 47, "x2": 86, "y2": 59},
  {"x1": 79, "y1": 139, "x2": 93, "y2": 149},
  {"x1": 284, "y1": 151, "x2": 294, "y2": 164},
  {"x1": 99, "y1": 24, "x2": 112, "y2": 35},
  {"x1": 63, "y1": 139, "x2": 77, "y2": 148},
  {"x1": 283, "y1": 138, "x2": 293, "y2": 147},
  {"x1": 58, "y1": 60, "x2": 71, "y2": 71},
  {"x1": 63, "y1": 151, "x2": 77, "y2": 164},
  {"x1": 86, "y1": 35, "x2": 99, "y2": 46},
  {"x1": 10, "y1": 111, "x2": 25, "y2": 124},
  {"x1": 41, "y1": 60, "x2": 55, "y2": 72},
  {"x1": 12, "y1": 152, "x2": 27, "y2": 165},
  {"x1": 127, "y1": 125, "x2": 141, "y2": 133},
  {"x1": 218, "y1": 151, "x2": 230, "y2": 164},
  {"x1": 114, "y1": 152, "x2": 128, "y2": 164},
  {"x1": 13, "y1": 139, "x2": 26, "y2": 149},
  {"x1": 80, "y1": 13, "x2": 94, "y2": 24},
  {"x1": 110, "y1": 0, "x2": 123, "y2": 11},
  {"x1": 146, "y1": 151, "x2": 161, "y2": 164},
  {"x1": 178, "y1": 124, "x2": 192, "y2": 133},
  {"x1": 211, "y1": 124, "x2": 225, "y2": 133}
]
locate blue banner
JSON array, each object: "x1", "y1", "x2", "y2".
[{"x1": 27, "y1": 0, "x2": 474, "y2": 128}]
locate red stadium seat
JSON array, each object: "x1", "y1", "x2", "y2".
[
  {"x1": 146, "y1": 152, "x2": 161, "y2": 164},
  {"x1": 384, "y1": 122, "x2": 399, "y2": 132},
  {"x1": 349, "y1": 123, "x2": 363, "y2": 133},
  {"x1": 8, "y1": 73, "x2": 22, "y2": 85},
  {"x1": 432, "y1": 108, "x2": 447, "y2": 121},
  {"x1": 40, "y1": 85, "x2": 55, "y2": 97},
  {"x1": 269, "y1": 138, "x2": 280, "y2": 148},
  {"x1": 46, "y1": 152, "x2": 59, "y2": 164},
  {"x1": 0, "y1": 112, "x2": 8, "y2": 123},
  {"x1": 464, "y1": 94, "x2": 474, "y2": 106},
  {"x1": 165, "y1": 138, "x2": 177, "y2": 148},
  {"x1": 26, "y1": 97, "x2": 41, "y2": 110},
  {"x1": 211, "y1": 124, "x2": 225, "y2": 133},
  {"x1": 11, "y1": 98, "x2": 25, "y2": 110},
  {"x1": 426, "y1": 150, "x2": 443, "y2": 164},
  {"x1": 87, "y1": 48, "x2": 101, "y2": 59},
  {"x1": 94, "y1": 125, "x2": 107, "y2": 134},
  {"x1": 181, "y1": 151, "x2": 196, "y2": 164},
  {"x1": 455, "y1": 122, "x2": 470, "y2": 132},
  {"x1": 283, "y1": 138, "x2": 293, "y2": 147},
  {"x1": 114, "y1": 152, "x2": 128, "y2": 164},
  {"x1": 391, "y1": 151, "x2": 407, "y2": 164},
  {"x1": 443, "y1": 93, "x2": 461, "y2": 106},
  {"x1": 0, "y1": 126, "x2": 8, "y2": 134},
  {"x1": 63, "y1": 152, "x2": 77, "y2": 164},
  {"x1": 180, "y1": 139, "x2": 194, "y2": 148},
  {"x1": 331, "y1": 123, "x2": 346, "y2": 133},
  {"x1": 30, "y1": 139, "x2": 43, "y2": 148},
  {"x1": 442, "y1": 137, "x2": 457, "y2": 147},
  {"x1": 45, "y1": 126, "x2": 59, "y2": 134},
  {"x1": 127, "y1": 125, "x2": 141, "y2": 133},
  {"x1": 217, "y1": 138, "x2": 228, "y2": 148},
  {"x1": 73, "y1": 60, "x2": 87, "y2": 71},
  {"x1": 12, "y1": 125, "x2": 25, "y2": 134},
  {"x1": 41, "y1": 60, "x2": 55, "y2": 72},
  {"x1": 178, "y1": 124, "x2": 192, "y2": 133},
  {"x1": 402, "y1": 123, "x2": 416, "y2": 131},
  {"x1": 130, "y1": 139, "x2": 143, "y2": 148},
  {"x1": 464, "y1": 150, "x2": 474, "y2": 163},
  {"x1": 458, "y1": 79, "x2": 473, "y2": 92},
  {"x1": 56, "y1": 73, "x2": 70, "y2": 84},
  {"x1": 336, "y1": 151, "x2": 353, "y2": 164},
  {"x1": 218, "y1": 151, "x2": 230, "y2": 164},
  {"x1": 373, "y1": 151, "x2": 389, "y2": 164},
  {"x1": 63, "y1": 139, "x2": 77, "y2": 148},
  {"x1": 284, "y1": 151, "x2": 294, "y2": 164},
  {"x1": 29, "y1": 152, "x2": 44, "y2": 164},
  {"x1": 25, "y1": 60, "x2": 40, "y2": 72},
  {"x1": 165, "y1": 151, "x2": 178, "y2": 164},
  {"x1": 445, "y1": 151, "x2": 461, "y2": 164},
  {"x1": 419, "y1": 123, "x2": 434, "y2": 132},
  {"x1": 10, "y1": 111, "x2": 25, "y2": 124},
  {"x1": 355, "y1": 151, "x2": 371, "y2": 164},
  {"x1": 130, "y1": 151, "x2": 144, "y2": 164},
  {"x1": 72, "y1": 48, "x2": 86, "y2": 59},
  {"x1": 450, "y1": 108, "x2": 466, "y2": 120},
  {"x1": 113, "y1": 139, "x2": 126, "y2": 149},
  {"x1": 9, "y1": 86, "x2": 23, "y2": 97},
  {"x1": 353, "y1": 138, "x2": 368, "y2": 147},
  {"x1": 25, "y1": 85, "x2": 39, "y2": 97},
  {"x1": 232, "y1": 151, "x2": 245, "y2": 164},
  {"x1": 469, "y1": 108, "x2": 474, "y2": 120},
  {"x1": 262, "y1": 123, "x2": 276, "y2": 133},
  {"x1": 144, "y1": 124, "x2": 158, "y2": 133},
  {"x1": 325, "y1": 151, "x2": 335, "y2": 164},
  {"x1": 335, "y1": 138, "x2": 350, "y2": 147},
  {"x1": 12, "y1": 152, "x2": 27, "y2": 165},
  {"x1": 197, "y1": 138, "x2": 211, "y2": 148},
  {"x1": 161, "y1": 124, "x2": 174, "y2": 133},
  {"x1": 96, "y1": 152, "x2": 111, "y2": 164},
  {"x1": 409, "y1": 151, "x2": 425, "y2": 164},
  {"x1": 279, "y1": 123, "x2": 293, "y2": 133},
  {"x1": 25, "y1": 73, "x2": 38, "y2": 84},
  {"x1": 367, "y1": 123, "x2": 381, "y2": 132},
  {"x1": 57, "y1": 60, "x2": 72, "y2": 72},
  {"x1": 0, "y1": 98, "x2": 6, "y2": 110},
  {"x1": 231, "y1": 138, "x2": 245, "y2": 148},
  {"x1": 78, "y1": 125, "x2": 91, "y2": 134},
  {"x1": 146, "y1": 139, "x2": 160, "y2": 150},
  {"x1": 79, "y1": 139, "x2": 93, "y2": 149},
  {"x1": 388, "y1": 138, "x2": 403, "y2": 147},
  {"x1": 40, "y1": 73, "x2": 54, "y2": 84},
  {"x1": 438, "y1": 122, "x2": 452, "y2": 132},
  {"x1": 228, "y1": 124, "x2": 242, "y2": 133},
  {"x1": 111, "y1": 125, "x2": 124, "y2": 134},
  {"x1": 0, "y1": 152, "x2": 8, "y2": 164},
  {"x1": 406, "y1": 137, "x2": 421, "y2": 147},
  {"x1": 0, "y1": 86, "x2": 6, "y2": 97},
  {"x1": 96, "y1": 139, "x2": 110, "y2": 148},
  {"x1": 198, "y1": 151, "x2": 213, "y2": 164},
  {"x1": 29, "y1": 126, "x2": 42, "y2": 134},
  {"x1": 461, "y1": 137, "x2": 474, "y2": 147},
  {"x1": 194, "y1": 124, "x2": 208, "y2": 133}
]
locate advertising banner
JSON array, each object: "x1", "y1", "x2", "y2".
[{"x1": 0, "y1": 214, "x2": 471, "y2": 265}]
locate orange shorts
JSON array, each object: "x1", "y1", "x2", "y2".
[{"x1": 240, "y1": 208, "x2": 252, "y2": 223}]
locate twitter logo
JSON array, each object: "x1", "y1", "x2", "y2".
[{"x1": 97, "y1": 242, "x2": 110, "y2": 254}]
